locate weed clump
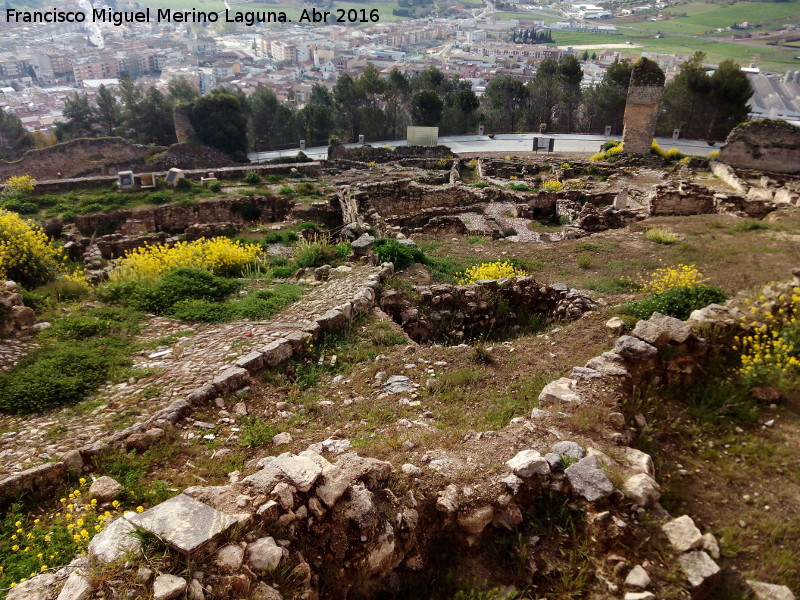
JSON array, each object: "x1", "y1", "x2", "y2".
[{"x1": 373, "y1": 239, "x2": 426, "y2": 270}]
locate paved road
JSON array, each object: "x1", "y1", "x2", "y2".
[{"x1": 248, "y1": 133, "x2": 721, "y2": 163}]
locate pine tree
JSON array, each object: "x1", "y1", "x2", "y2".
[{"x1": 0, "y1": 108, "x2": 34, "y2": 160}]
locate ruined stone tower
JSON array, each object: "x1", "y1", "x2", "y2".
[
  {"x1": 173, "y1": 104, "x2": 198, "y2": 145},
  {"x1": 622, "y1": 58, "x2": 666, "y2": 154}
]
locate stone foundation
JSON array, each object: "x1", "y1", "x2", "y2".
[{"x1": 379, "y1": 277, "x2": 595, "y2": 342}]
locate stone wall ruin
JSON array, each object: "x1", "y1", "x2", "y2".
[{"x1": 718, "y1": 119, "x2": 800, "y2": 174}]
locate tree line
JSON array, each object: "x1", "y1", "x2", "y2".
[{"x1": 0, "y1": 52, "x2": 752, "y2": 163}]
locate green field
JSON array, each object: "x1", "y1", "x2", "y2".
[
  {"x1": 550, "y1": 28, "x2": 800, "y2": 71},
  {"x1": 624, "y1": 0, "x2": 800, "y2": 36}
]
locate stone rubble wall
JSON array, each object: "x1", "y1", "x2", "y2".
[
  {"x1": 0, "y1": 281, "x2": 36, "y2": 339},
  {"x1": 711, "y1": 161, "x2": 800, "y2": 207},
  {"x1": 719, "y1": 119, "x2": 800, "y2": 174},
  {"x1": 62, "y1": 195, "x2": 295, "y2": 236},
  {"x1": 9, "y1": 272, "x2": 785, "y2": 600},
  {"x1": 327, "y1": 144, "x2": 454, "y2": 162},
  {"x1": 379, "y1": 277, "x2": 595, "y2": 342},
  {"x1": 0, "y1": 264, "x2": 394, "y2": 508},
  {"x1": 3, "y1": 162, "x2": 322, "y2": 195},
  {"x1": 0, "y1": 137, "x2": 162, "y2": 181}
]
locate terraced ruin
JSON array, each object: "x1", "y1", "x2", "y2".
[{"x1": 1, "y1": 121, "x2": 799, "y2": 600}]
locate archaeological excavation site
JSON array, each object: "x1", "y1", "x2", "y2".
[{"x1": 1, "y1": 109, "x2": 800, "y2": 600}]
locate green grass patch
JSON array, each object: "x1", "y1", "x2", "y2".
[
  {"x1": 622, "y1": 285, "x2": 727, "y2": 320},
  {"x1": 0, "y1": 306, "x2": 143, "y2": 414},
  {"x1": 644, "y1": 228, "x2": 680, "y2": 245}
]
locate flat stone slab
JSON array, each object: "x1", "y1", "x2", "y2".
[
  {"x1": 747, "y1": 581, "x2": 796, "y2": 600},
  {"x1": 129, "y1": 494, "x2": 246, "y2": 554}
]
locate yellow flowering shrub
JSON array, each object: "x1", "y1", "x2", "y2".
[
  {"x1": 0, "y1": 478, "x2": 134, "y2": 590},
  {"x1": 0, "y1": 209, "x2": 71, "y2": 288},
  {"x1": 734, "y1": 285, "x2": 800, "y2": 386},
  {"x1": 542, "y1": 179, "x2": 564, "y2": 192},
  {"x1": 2, "y1": 175, "x2": 36, "y2": 198},
  {"x1": 636, "y1": 263, "x2": 709, "y2": 295},
  {"x1": 110, "y1": 237, "x2": 261, "y2": 281},
  {"x1": 457, "y1": 260, "x2": 526, "y2": 284}
]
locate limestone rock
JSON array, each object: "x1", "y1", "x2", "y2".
[
  {"x1": 56, "y1": 571, "x2": 91, "y2": 600},
  {"x1": 564, "y1": 456, "x2": 613, "y2": 502},
  {"x1": 677, "y1": 550, "x2": 720, "y2": 592},
  {"x1": 746, "y1": 580, "x2": 796, "y2": 600},
  {"x1": 272, "y1": 432, "x2": 293, "y2": 446},
  {"x1": 247, "y1": 536, "x2": 283, "y2": 572},
  {"x1": 701, "y1": 532, "x2": 720, "y2": 560},
  {"x1": 606, "y1": 316, "x2": 625, "y2": 334},
  {"x1": 270, "y1": 453, "x2": 323, "y2": 493},
  {"x1": 61, "y1": 449, "x2": 84, "y2": 472},
  {"x1": 624, "y1": 593, "x2": 656, "y2": 600},
  {"x1": 6, "y1": 574, "x2": 56, "y2": 600},
  {"x1": 129, "y1": 494, "x2": 247, "y2": 554},
  {"x1": 614, "y1": 335, "x2": 658, "y2": 363},
  {"x1": 88, "y1": 512, "x2": 141, "y2": 563},
  {"x1": 623, "y1": 473, "x2": 661, "y2": 507},
  {"x1": 550, "y1": 441, "x2": 586, "y2": 461},
  {"x1": 315, "y1": 453, "x2": 391, "y2": 507},
  {"x1": 251, "y1": 582, "x2": 284, "y2": 600},
  {"x1": 215, "y1": 544, "x2": 244, "y2": 572},
  {"x1": 506, "y1": 450, "x2": 550, "y2": 478},
  {"x1": 383, "y1": 375, "x2": 415, "y2": 394},
  {"x1": 152, "y1": 574, "x2": 186, "y2": 600},
  {"x1": 662, "y1": 515, "x2": 703, "y2": 553},
  {"x1": 624, "y1": 565, "x2": 651, "y2": 589},
  {"x1": 402, "y1": 463, "x2": 422, "y2": 476},
  {"x1": 187, "y1": 580, "x2": 205, "y2": 600},
  {"x1": 649, "y1": 311, "x2": 693, "y2": 343},
  {"x1": 436, "y1": 484, "x2": 460, "y2": 514},
  {"x1": 538, "y1": 377, "x2": 581, "y2": 406},
  {"x1": 88, "y1": 475, "x2": 123, "y2": 502},
  {"x1": 457, "y1": 506, "x2": 494, "y2": 535}
]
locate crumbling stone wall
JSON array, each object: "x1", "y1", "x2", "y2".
[
  {"x1": 647, "y1": 181, "x2": 716, "y2": 216},
  {"x1": 719, "y1": 119, "x2": 800, "y2": 174},
  {"x1": 68, "y1": 195, "x2": 295, "y2": 235},
  {"x1": 0, "y1": 137, "x2": 162, "y2": 180},
  {"x1": 328, "y1": 144, "x2": 454, "y2": 162},
  {"x1": 380, "y1": 277, "x2": 595, "y2": 342},
  {"x1": 173, "y1": 105, "x2": 197, "y2": 145},
  {"x1": 0, "y1": 281, "x2": 36, "y2": 338}
]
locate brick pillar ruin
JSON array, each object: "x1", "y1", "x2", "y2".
[{"x1": 622, "y1": 58, "x2": 666, "y2": 154}]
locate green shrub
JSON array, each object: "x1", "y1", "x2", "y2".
[
  {"x1": 207, "y1": 180, "x2": 222, "y2": 193},
  {"x1": 272, "y1": 264, "x2": 298, "y2": 278},
  {"x1": 147, "y1": 192, "x2": 169, "y2": 205},
  {"x1": 3, "y1": 200, "x2": 38, "y2": 214},
  {"x1": 233, "y1": 285, "x2": 302, "y2": 320},
  {"x1": 295, "y1": 222, "x2": 322, "y2": 233},
  {"x1": 175, "y1": 177, "x2": 193, "y2": 190},
  {"x1": 294, "y1": 244, "x2": 339, "y2": 268},
  {"x1": 45, "y1": 315, "x2": 110, "y2": 340},
  {"x1": 373, "y1": 239, "x2": 426, "y2": 270},
  {"x1": 103, "y1": 268, "x2": 240, "y2": 314},
  {"x1": 0, "y1": 344, "x2": 112, "y2": 413},
  {"x1": 166, "y1": 299, "x2": 234, "y2": 322},
  {"x1": 242, "y1": 171, "x2": 261, "y2": 185},
  {"x1": 576, "y1": 253, "x2": 593, "y2": 269},
  {"x1": 623, "y1": 285, "x2": 727, "y2": 320},
  {"x1": 265, "y1": 231, "x2": 299, "y2": 245},
  {"x1": 507, "y1": 183, "x2": 533, "y2": 192}
]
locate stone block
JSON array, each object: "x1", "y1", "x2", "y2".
[
  {"x1": 662, "y1": 515, "x2": 703, "y2": 552},
  {"x1": 261, "y1": 340, "x2": 294, "y2": 368},
  {"x1": 212, "y1": 367, "x2": 249, "y2": 395},
  {"x1": 234, "y1": 351, "x2": 264, "y2": 372},
  {"x1": 564, "y1": 456, "x2": 614, "y2": 502},
  {"x1": 677, "y1": 551, "x2": 720, "y2": 596},
  {"x1": 129, "y1": 494, "x2": 247, "y2": 555}
]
